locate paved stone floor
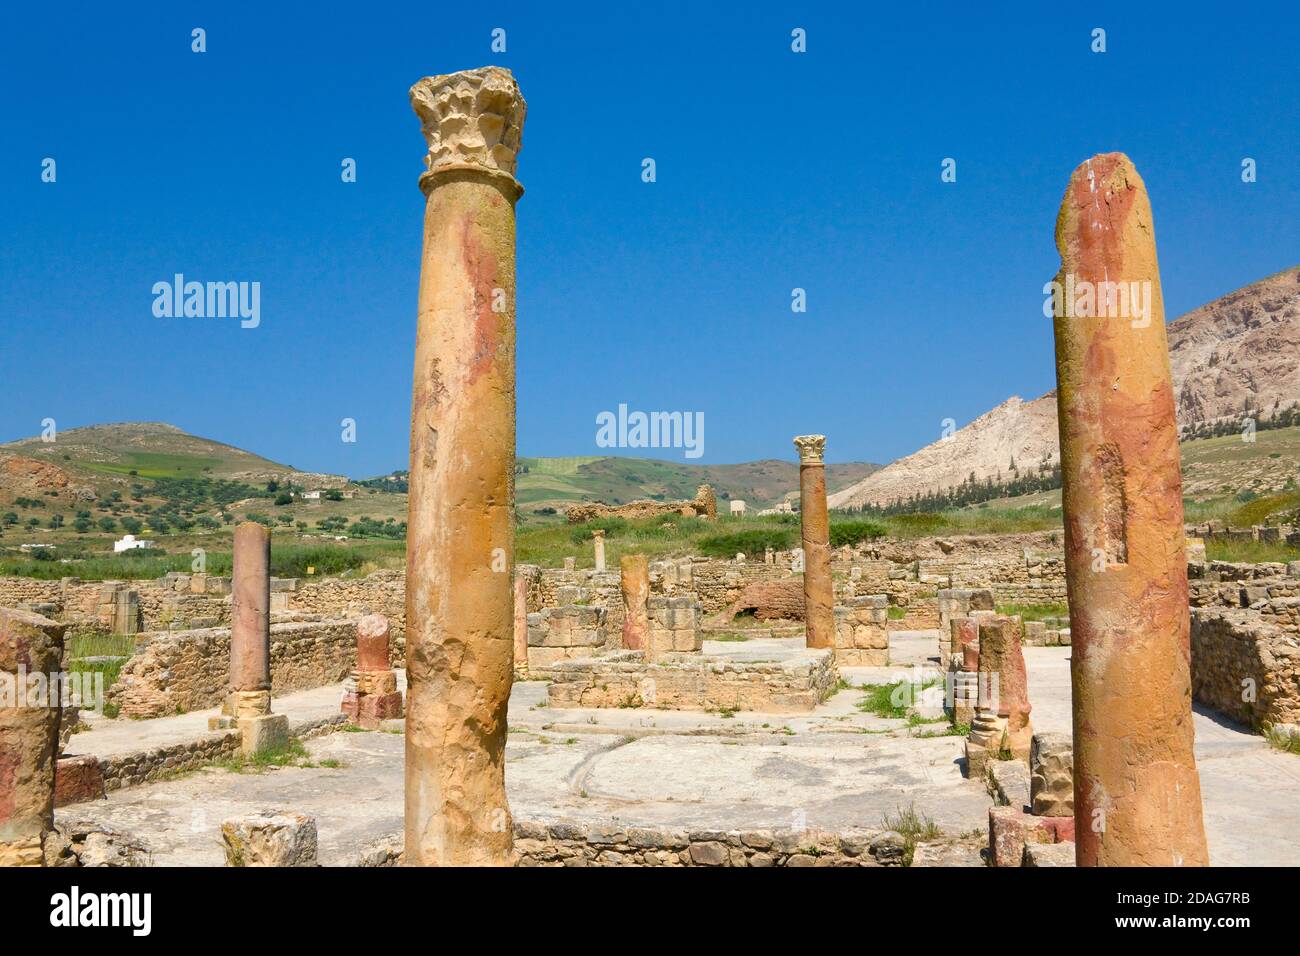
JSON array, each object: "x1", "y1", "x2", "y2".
[{"x1": 61, "y1": 631, "x2": 1300, "y2": 866}]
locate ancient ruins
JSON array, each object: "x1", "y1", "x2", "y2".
[{"x1": 1, "y1": 69, "x2": 1297, "y2": 875}]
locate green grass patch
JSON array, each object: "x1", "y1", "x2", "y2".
[
  {"x1": 696, "y1": 528, "x2": 795, "y2": 558},
  {"x1": 881, "y1": 803, "x2": 943, "y2": 867},
  {"x1": 856, "y1": 679, "x2": 938, "y2": 719},
  {"x1": 995, "y1": 602, "x2": 1069, "y2": 623},
  {"x1": 829, "y1": 519, "x2": 887, "y2": 547},
  {"x1": 1204, "y1": 539, "x2": 1300, "y2": 564},
  {"x1": 1265, "y1": 724, "x2": 1300, "y2": 755}
]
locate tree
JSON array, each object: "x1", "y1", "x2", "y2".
[
  {"x1": 1, "y1": 513, "x2": 16, "y2": 526},
  {"x1": 120, "y1": 517, "x2": 144, "y2": 534},
  {"x1": 98, "y1": 517, "x2": 117, "y2": 532},
  {"x1": 73, "y1": 517, "x2": 93, "y2": 533},
  {"x1": 274, "y1": 492, "x2": 293, "y2": 506},
  {"x1": 48, "y1": 514, "x2": 64, "y2": 529}
]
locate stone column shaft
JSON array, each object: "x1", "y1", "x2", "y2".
[
  {"x1": 405, "y1": 66, "x2": 526, "y2": 867},
  {"x1": 230, "y1": 521, "x2": 271, "y2": 717},
  {"x1": 1051, "y1": 152, "x2": 1207, "y2": 866},
  {"x1": 0, "y1": 608, "x2": 65, "y2": 866},
  {"x1": 513, "y1": 571, "x2": 530, "y2": 673},
  {"x1": 620, "y1": 554, "x2": 649, "y2": 651},
  {"x1": 794, "y1": 435, "x2": 833, "y2": 649},
  {"x1": 592, "y1": 529, "x2": 606, "y2": 572}
]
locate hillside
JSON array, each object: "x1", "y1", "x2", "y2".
[
  {"x1": 0, "y1": 423, "x2": 351, "y2": 509},
  {"x1": 830, "y1": 267, "x2": 1300, "y2": 510},
  {"x1": 516, "y1": 456, "x2": 881, "y2": 513}
]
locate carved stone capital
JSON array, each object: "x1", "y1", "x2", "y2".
[
  {"x1": 410, "y1": 66, "x2": 526, "y2": 194},
  {"x1": 793, "y1": 434, "x2": 826, "y2": 465}
]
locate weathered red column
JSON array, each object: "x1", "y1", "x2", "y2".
[
  {"x1": 0, "y1": 608, "x2": 65, "y2": 866},
  {"x1": 228, "y1": 521, "x2": 271, "y2": 718},
  {"x1": 405, "y1": 66, "x2": 526, "y2": 866},
  {"x1": 794, "y1": 435, "x2": 833, "y2": 649},
  {"x1": 1051, "y1": 152, "x2": 1208, "y2": 866},
  {"x1": 620, "y1": 554, "x2": 649, "y2": 650}
]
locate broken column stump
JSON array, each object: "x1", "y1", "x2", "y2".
[{"x1": 341, "y1": 613, "x2": 404, "y2": 729}]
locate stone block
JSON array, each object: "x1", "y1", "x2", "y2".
[
  {"x1": 237, "y1": 713, "x2": 289, "y2": 757},
  {"x1": 1023, "y1": 841, "x2": 1076, "y2": 867},
  {"x1": 1029, "y1": 732, "x2": 1074, "y2": 816},
  {"x1": 988, "y1": 806, "x2": 1050, "y2": 868},
  {"x1": 54, "y1": 755, "x2": 105, "y2": 807},
  {"x1": 221, "y1": 810, "x2": 318, "y2": 867}
]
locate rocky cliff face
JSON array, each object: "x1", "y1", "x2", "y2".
[
  {"x1": 830, "y1": 267, "x2": 1299, "y2": 510},
  {"x1": 1167, "y1": 267, "x2": 1300, "y2": 425}
]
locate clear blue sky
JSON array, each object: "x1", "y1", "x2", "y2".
[{"x1": 3, "y1": 1, "x2": 1296, "y2": 478}]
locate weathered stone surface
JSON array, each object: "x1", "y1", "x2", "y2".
[
  {"x1": 44, "y1": 819, "x2": 149, "y2": 867},
  {"x1": 795, "y1": 435, "x2": 834, "y2": 649},
  {"x1": 1030, "y1": 732, "x2": 1074, "y2": 816},
  {"x1": 1051, "y1": 152, "x2": 1208, "y2": 866},
  {"x1": 620, "y1": 554, "x2": 649, "y2": 651},
  {"x1": 988, "y1": 805, "x2": 1050, "y2": 868},
  {"x1": 1023, "y1": 841, "x2": 1077, "y2": 867},
  {"x1": 237, "y1": 713, "x2": 289, "y2": 757},
  {"x1": 405, "y1": 65, "x2": 525, "y2": 866},
  {"x1": 221, "y1": 810, "x2": 318, "y2": 867},
  {"x1": 54, "y1": 755, "x2": 105, "y2": 807},
  {"x1": 988, "y1": 758, "x2": 1031, "y2": 811},
  {"x1": 0, "y1": 607, "x2": 66, "y2": 866}
]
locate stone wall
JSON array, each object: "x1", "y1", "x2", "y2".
[
  {"x1": 1191, "y1": 608, "x2": 1300, "y2": 730},
  {"x1": 547, "y1": 649, "x2": 837, "y2": 712},
  {"x1": 526, "y1": 605, "x2": 608, "y2": 673},
  {"x1": 107, "y1": 619, "x2": 358, "y2": 719},
  {"x1": 358, "y1": 821, "x2": 907, "y2": 867}
]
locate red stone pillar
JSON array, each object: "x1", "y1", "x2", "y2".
[
  {"x1": 405, "y1": 66, "x2": 526, "y2": 866},
  {"x1": 620, "y1": 554, "x2": 649, "y2": 651},
  {"x1": 229, "y1": 521, "x2": 271, "y2": 717},
  {"x1": 794, "y1": 435, "x2": 833, "y2": 649},
  {"x1": 1051, "y1": 153, "x2": 1208, "y2": 866},
  {"x1": 342, "y1": 614, "x2": 403, "y2": 729}
]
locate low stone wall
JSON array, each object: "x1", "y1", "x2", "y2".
[
  {"x1": 108, "y1": 619, "x2": 358, "y2": 719},
  {"x1": 547, "y1": 649, "x2": 837, "y2": 712},
  {"x1": 289, "y1": 570, "x2": 406, "y2": 665},
  {"x1": 358, "y1": 821, "x2": 907, "y2": 867},
  {"x1": 1191, "y1": 608, "x2": 1300, "y2": 730},
  {"x1": 100, "y1": 730, "x2": 242, "y2": 791}
]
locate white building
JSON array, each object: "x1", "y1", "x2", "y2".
[
  {"x1": 113, "y1": 534, "x2": 155, "y2": 553},
  {"x1": 729, "y1": 500, "x2": 746, "y2": 517}
]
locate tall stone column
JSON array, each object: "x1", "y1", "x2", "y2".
[
  {"x1": 0, "y1": 608, "x2": 65, "y2": 866},
  {"x1": 794, "y1": 435, "x2": 833, "y2": 649},
  {"x1": 620, "y1": 554, "x2": 649, "y2": 651},
  {"x1": 1051, "y1": 152, "x2": 1208, "y2": 866},
  {"x1": 591, "y1": 529, "x2": 606, "y2": 572},
  {"x1": 405, "y1": 66, "x2": 526, "y2": 867},
  {"x1": 229, "y1": 521, "x2": 271, "y2": 718}
]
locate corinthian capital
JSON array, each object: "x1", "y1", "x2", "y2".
[
  {"x1": 793, "y1": 435, "x2": 826, "y2": 464},
  {"x1": 410, "y1": 66, "x2": 527, "y2": 190}
]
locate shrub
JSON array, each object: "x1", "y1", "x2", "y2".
[
  {"x1": 696, "y1": 528, "x2": 794, "y2": 557},
  {"x1": 829, "y1": 519, "x2": 887, "y2": 547}
]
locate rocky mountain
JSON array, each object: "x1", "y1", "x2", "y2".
[{"x1": 829, "y1": 266, "x2": 1300, "y2": 510}]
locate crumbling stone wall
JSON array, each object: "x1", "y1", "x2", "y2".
[
  {"x1": 546, "y1": 649, "x2": 836, "y2": 711},
  {"x1": 107, "y1": 619, "x2": 359, "y2": 719},
  {"x1": 1191, "y1": 608, "x2": 1300, "y2": 730}
]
